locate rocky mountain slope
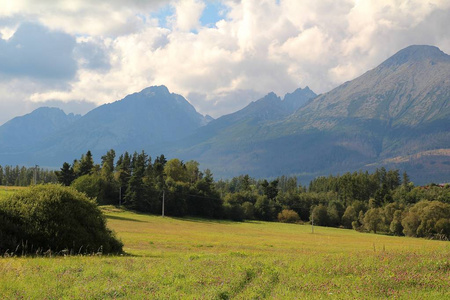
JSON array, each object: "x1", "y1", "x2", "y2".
[
  {"x1": 289, "y1": 45, "x2": 450, "y2": 128},
  {"x1": 171, "y1": 45, "x2": 450, "y2": 184}
]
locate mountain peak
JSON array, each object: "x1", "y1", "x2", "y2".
[
  {"x1": 33, "y1": 106, "x2": 64, "y2": 113},
  {"x1": 141, "y1": 85, "x2": 170, "y2": 96},
  {"x1": 283, "y1": 86, "x2": 317, "y2": 112},
  {"x1": 261, "y1": 92, "x2": 280, "y2": 101},
  {"x1": 381, "y1": 45, "x2": 450, "y2": 68},
  {"x1": 0, "y1": 106, "x2": 80, "y2": 151}
]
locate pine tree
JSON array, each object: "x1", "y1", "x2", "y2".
[
  {"x1": 56, "y1": 162, "x2": 76, "y2": 186},
  {"x1": 402, "y1": 171, "x2": 411, "y2": 191},
  {"x1": 101, "y1": 149, "x2": 116, "y2": 180},
  {"x1": 78, "y1": 150, "x2": 94, "y2": 176},
  {"x1": 125, "y1": 151, "x2": 147, "y2": 210},
  {"x1": 116, "y1": 152, "x2": 132, "y2": 200}
]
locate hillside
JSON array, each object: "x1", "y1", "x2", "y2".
[
  {"x1": 281, "y1": 45, "x2": 450, "y2": 182},
  {"x1": 172, "y1": 45, "x2": 450, "y2": 183},
  {"x1": 177, "y1": 87, "x2": 316, "y2": 147},
  {"x1": 0, "y1": 86, "x2": 211, "y2": 166},
  {"x1": 0, "y1": 107, "x2": 79, "y2": 153},
  {"x1": 291, "y1": 45, "x2": 450, "y2": 129}
]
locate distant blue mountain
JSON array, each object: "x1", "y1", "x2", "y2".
[
  {"x1": 169, "y1": 45, "x2": 450, "y2": 184},
  {"x1": 0, "y1": 86, "x2": 211, "y2": 165},
  {"x1": 172, "y1": 87, "x2": 317, "y2": 149},
  {"x1": 18, "y1": 86, "x2": 210, "y2": 165},
  {"x1": 0, "y1": 45, "x2": 449, "y2": 185},
  {"x1": 0, "y1": 107, "x2": 79, "y2": 152}
]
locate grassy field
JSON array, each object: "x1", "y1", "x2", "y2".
[
  {"x1": 0, "y1": 205, "x2": 449, "y2": 299},
  {"x1": 0, "y1": 186, "x2": 26, "y2": 199}
]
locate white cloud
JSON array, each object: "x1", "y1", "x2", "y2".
[
  {"x1": 170, "y1": 0, "x2": 206, "y2": 31},
  {"x1": 1, "y1": 0, "x2": 450, "y2": 122},
  {"x1": 0, "y1": 0, "x2": 167, "y2": 36}
]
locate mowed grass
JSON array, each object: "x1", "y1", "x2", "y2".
[{"x1": 1, "y1": 205, "x2": 449, "y2": 299}]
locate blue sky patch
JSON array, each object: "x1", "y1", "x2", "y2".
[
  {"x1": 151, "y1": 4, "x2": 175, "y2": 29},
  {"x1": 152, "y1": 1, "x2": 228, "y2": 30},
  {"x1": 200, "y1": 1, "x2": 228, "y2": 28}
]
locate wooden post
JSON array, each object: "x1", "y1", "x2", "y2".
[{"x1": 162, "y1": 189, "x2": 165, "y2": 217}]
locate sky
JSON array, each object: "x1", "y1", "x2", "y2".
[{"x1": 0, "y1": 0, "x2": 449, "y2": 125}]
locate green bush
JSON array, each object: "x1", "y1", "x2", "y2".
[
  {"x1": 310, "y1": 204, "x2": 329, "y2": 226},
  {"x1": 0, "y1": 184, "x2": 123, "y2": 255},
  {"x1": 71, "y1": 174, "x2": 118, "y2": 205},
  {"x1": 277, "y1": 209, "x2": 300, "y2": 223},
  {"x1": 71, "y1": 174, "x2": 103, "y2": 200},
  {"x1": 223, "y1": 203, "x2": 245, "y2": 221},
  {"x1": 241, "y1": 201, "x2": 255, "y2": 220},
  {"x1": 402, "y1": 201, "x2": 450, "y2": 239}
]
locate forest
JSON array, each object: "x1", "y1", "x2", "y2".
[{"x1": 1, "y1": 149, "x2": 449, "y2": 240}]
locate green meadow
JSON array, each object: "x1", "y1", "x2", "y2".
[
  {"x1": 0, "y1": 186, "x2": 26, "y2": 198},
  {"x1": 1, "y1": 205, "x2": 449, "y2": 299}
]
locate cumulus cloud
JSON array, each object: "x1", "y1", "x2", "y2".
[
  {"x1": 170, "y1": 0, "x2": 206, "y2": 31},
  {"x1": 0, "y1": 77, "x2": 96, "y2": 125},
  {"x1": 188, "y1": 89, "x2": 264, "y2": 118},
  {"x1": 0, "y1": 22, "x2": 77, "y2": 80},
  {"x1": 0, "y1": 0, "x2": 168, "y2": 36},
  {"x1": 74, "y1": 39, "x2": 111, "y2": 71},
  {"x1": 1, "y1": 0, "x2": 450, "y2": 123}
]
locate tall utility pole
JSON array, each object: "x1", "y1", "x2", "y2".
[
  {"x1": 34, "y1": 165, "x2": 39, "y2": 185},
  {"x1": 119, "y1": 186, "x2": 122, "y2": 207},
  {"x1": 162, "y1": 189, "x2": 165, "y2": 217}
]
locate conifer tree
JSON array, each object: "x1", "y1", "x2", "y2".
[
  {"x1": 78, "y1": 150, "x2": 94, "y2": 176},
  {"x1": 56, "y1": 162, "x2": 75, "y2": 186},
  {"x1": 125, "y1": 151, "x2": 147, "y2": 210},
  {"x1": 101, "y1": 149, "x2": 116, "y2": 180}
]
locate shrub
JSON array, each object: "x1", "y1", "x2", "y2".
[
  {"x1": 435, "y1": 218, "x2": 450, "y2": 237},
  {"x1": 254, "y1": 195, "x2": 276, "y2": 221},
  {"x1": 0, "y1": 184, "x2": 123, "y2": 255},
  {"x1": 310, "y1": 204, "x2": 329, "y2": 226},
  {"x1": 242, "y1": 201, "x2": 255, "y2": 220},
  {"x1": 402, "y1": 211, "x2": 420, "y2": 237},
  {"x1": 223, "y1": 203, "x2": 245, "y2": 221},
  {"x1": 327, "y1": 201, "x2": 344, "y2": 227},
  {"x1": 363, "y1": 208, "x2": 383, "y2": 233},
  {"x1": 389, "y1": 210, "x2": 404, "y2": 236},
  {"x1": 342, "y1": 206, "x2": 357, "y2": 229},
  {"x1": 402, "y1": 201, "x2": 450, "y2": 239},
  {"x1": 278, "y1": 209, "x2": 300, "y2": 223},
  {"x1": 71, "y1": 174, "x2": 117, "y2": 205},
  {"x1": 71, "y1": 174, "x2": 103, "y2": 199}
]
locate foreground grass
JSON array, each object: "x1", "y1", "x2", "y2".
[{"x1": 1, "y1": 206, "x2": 449, "y2": 299}]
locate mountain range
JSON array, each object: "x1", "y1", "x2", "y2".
[{"x1": 0, "y1": 45, "x2": 449, "y2": 185}]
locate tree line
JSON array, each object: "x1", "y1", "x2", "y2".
[
  {"x1": 10, "y1": 149, "x2": 450, "y2": 240},
  {"x1": 55, "y1": 150, "x2": 223, "y2": 218},
  {"x1": 0, "y1": 165, "x2": 57, "y2": 186},
  {"x1": 215, "y1": 170, "x2": 449, "y2": 239}
]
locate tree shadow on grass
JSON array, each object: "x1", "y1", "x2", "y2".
[
  {"x1": 118, "y1": 252, "x2": 164, "y2": 258},
  {"x1": 170, "y1": 216, "x2": 261, "y2": 225},
  {"x1": 106, "y1": 215, "x2": 146, "y2": 223}
]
